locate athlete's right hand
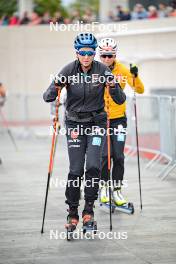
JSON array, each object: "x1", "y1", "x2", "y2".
[
  {"x1": 54, "y1": 82, "x2": 62, "y2": 91},
  {"x1": 104, "y1": 71, "x2": 114, "y2": 84}
]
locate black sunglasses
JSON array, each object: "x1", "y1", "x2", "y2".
[{"x1": 100, "y1": 55, "x2": 114, "y2": 59}]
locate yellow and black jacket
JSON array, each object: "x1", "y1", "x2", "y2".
[{"x1": 104, "y1": 60, "x2": 144, "y2": 119}]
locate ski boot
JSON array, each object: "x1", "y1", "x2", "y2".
[
  {"x1": 82, "y1": 201, "x2": 97, "y2": 235},
  {"x1": 113, "y1": 187, "x2": 127, "y2": 206},
  {"x1": 65, "y1": 206, "x2": 79, "y2": 241},
  {"x1": 99, "y1": 184, "x2": 115, "y2": 212},
  {"x1": 99, "y1": 184, "x2": 109, "y2": 203},
  {"x1": 112, "y1": 187, "x2": 134, "y2": 214}
]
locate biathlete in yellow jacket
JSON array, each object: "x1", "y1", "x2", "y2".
[{"x1": 98, "y1": 38, "x2": 144, "y2": 206}]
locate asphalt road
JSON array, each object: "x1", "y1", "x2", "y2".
[{"x1": 0, "y1": 132, "x2": 176, "y2": 264}]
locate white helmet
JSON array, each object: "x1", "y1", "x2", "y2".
[{"x1": 98, "y1": 38, "x2": 117, "y2": 55}]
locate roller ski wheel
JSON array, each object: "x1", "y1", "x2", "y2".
[
  {"x1": 114, "y1": 202, "x2": 135, "y2": 215},
  {"x1": 128, "y1": 202, "x2": 135, "y2": 214},
  {"x1": 99, "y1": 201, "x2": 116, "y2": 213},
  {"x1": 65, "y1": 217, "x2": 79, "y2": 241},
  {"x1": 82, "y1": 215, "x2": 97, "y2": 235},
  {"x1": 99, "y1": 201, "x2": 134, "y2": 215}
]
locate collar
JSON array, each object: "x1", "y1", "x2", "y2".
[
  {"x1": 111, "y1": 60, "x2": 119, "y2": 73},
  {"x1": 109, "y1": 62, "x2": 115, "y2": 71},
  {"x1": 77, "y1": 59, "x2": 94, "y2": 74}
]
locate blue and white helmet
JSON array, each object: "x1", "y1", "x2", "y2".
[{"x1": 74, "y1": 33, "x2": 98, "y2": 50}]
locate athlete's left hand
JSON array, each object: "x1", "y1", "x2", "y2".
[{"x1": 130, "y1": 64, "x2": 138, "y2": 77}]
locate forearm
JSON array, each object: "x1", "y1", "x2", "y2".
[
  {"x1": 133, "y1": 76, "x2": 144, "y2": 94},
  {"x1": 43, "y1": 82, "x2": 59, "y2": 102},
  {"x1": 109, "y1": 83, "x2": 126, "y2": 105}
]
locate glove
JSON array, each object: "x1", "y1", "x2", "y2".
[
  {"x1": 130, "y1": 64, "x2": 138, "y2": 77},
  {"x1": 104, "y1": 70, "x2": 114, "y2": 83},
  {"x1": 104, "y1": 70, "x2": 115, "y2": 88}
]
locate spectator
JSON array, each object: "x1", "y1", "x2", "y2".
[
  {"x1": 158, "y1": 3, "x2": 168, "y2": 17},
  {"x1": 132, "y1": 3, "x2": 148, "y2": 20},
  {"x1": 9, "y1": 12, "x2": 20, "y2": 26},
  {"x1": 170, "y1": 0, "x2": 176, "y2": 9},
  {"x1": 0, "y1": 15, "x2": 9, "y2": 25},
  {"x1": 20, "y1": 11, "x2": 30, "y2": 25},
  {"x1": 169, "y1": 0, "x2": 176, "y2": 16},
  {"x1": 121, "y1": 9, "x2": 131, "y2": 21},
  {"x1": 82, "y1": 8, "x2": 96, "y2": 23},
  {"x1": 108, "y1": 10, "x2": 116, "y2": 22},
  {"x1": 63, "y1": 18, "x2": 72, "y2": 24},
  {"x1": 169, "y1": 8, "x2": 176, "y2": 16},
  {"x1": 116, "y1": 5, "x2": 125, "y2": 21},
  {"x1": 71, "y1": 10, "x2": 81, "y2": 23},
  {"x1": 148, "y1": 5, "x2": 158, "y2": 19},
  {"x1": 40, "y1": 12, "x2": 50, "y2": 24},
  {"x1": 52, "y1": 11, "x2": 64, "y2": 23},
  {"x1": 28, "y1": 12, "x2": 41, "y2": 25},
  {"x1": 116, "y1": 5, "x2": 131, "y2": 21}
]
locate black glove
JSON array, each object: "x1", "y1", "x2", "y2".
[
  {"x1": 130, "y1": 64, "x2": 138, "y2": 77},
  {"x1": 104, "y1": 70, "x2": 115, "y2": 83}
]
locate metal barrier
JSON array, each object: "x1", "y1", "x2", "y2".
[
  {"x1": 125, "y1": 95, "x2": 176, "y2": 180},
  {"x1": 158, "y1": 96, "x2": 176, "y2": 180},
  {"x1": 0, "y1": 93, "x2": 176, "y2": 179}
]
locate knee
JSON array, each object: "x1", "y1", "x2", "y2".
[
  {"x1": 113, "y1": 154, "x2": 124, "y2": 163},
  {"x1": 86, "y1": 163, "x2": 101, "y2": 175},
  {"x1": 69, "y1": 165, "x2": 84, "y2": 176}
]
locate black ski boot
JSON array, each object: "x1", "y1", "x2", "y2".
[
  {"x1": 65, "y1": 206, "x2": 79, "y2": 241},
  {"x1": 82, "y1": 201, "x2": 97, "y2": 234}
]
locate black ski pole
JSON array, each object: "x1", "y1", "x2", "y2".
[
  {"x1": 130, "y1": 64, "x2": 143, "y2": 211},
  {"x1": 41, "y1": 89, "x2": 61, "y2": 233}
]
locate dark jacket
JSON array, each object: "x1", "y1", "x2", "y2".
[{"x1": 43, "y1": 60, "x2": 126, "y2": 112}]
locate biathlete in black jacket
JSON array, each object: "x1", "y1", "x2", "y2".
[{"x1": 43, "y1": 33, "x2": 126, "y2": 233}]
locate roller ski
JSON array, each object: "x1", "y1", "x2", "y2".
[
  {"x1": 82, "y1": 202, "x2": 97, "y2": 235},
  {"x1": 65, "y1": 207, "x2": 79, "y2": 241},
  {"x1": 99, "y1": 186, "x2": 134, "y2": 215}
]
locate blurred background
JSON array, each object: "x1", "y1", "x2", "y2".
[{"x1": 0, "y1": 0, "x2": 176, "y2": 178}]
